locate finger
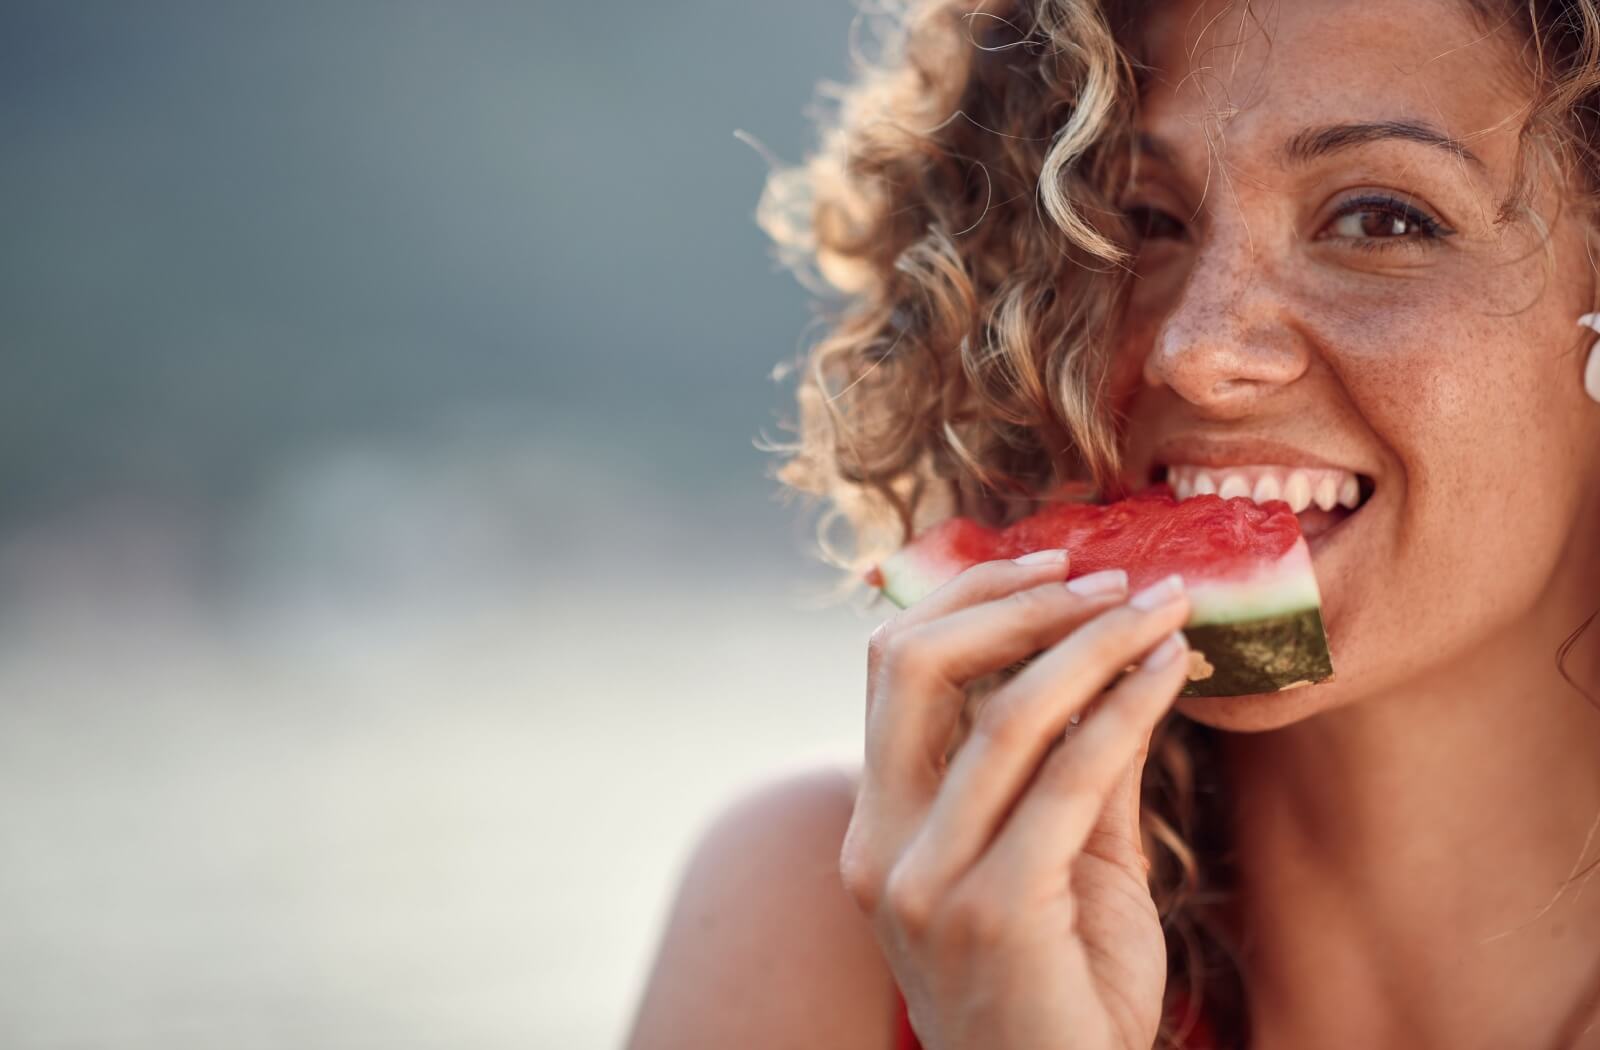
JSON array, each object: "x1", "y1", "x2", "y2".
[
  {"x1": 1083, "y1": 696, "x2": 1158, "y2": 867},
  {"x1": 892, "y1": 577, "x2": 1189, "y2": 895},
  {"x1": 1102, "y1": 749, "x2": 1151, "y2": 871},
  {"x1": 851, "y1": 550, "x2": 1100, "y2": 909},
  {"x1": 865, "y1": 569, "x2": 1132, "y2": 796},
  {"x1": 866, "y1": 552, "x2": 1077, "y2": 703},
  {"x1": 976, "y1": 627, "x2": 1189, "y2": 891},
  {"x1": 850, "y1": 569, "x2": 1129, "y2": 913},
  {"x1": 892, "y1": 550, "x2": 1074, "y2": 632}
]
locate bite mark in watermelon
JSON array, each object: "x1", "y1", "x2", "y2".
[{"x1": 868, "y1": 485, "x2": 1333, "y2": 697}]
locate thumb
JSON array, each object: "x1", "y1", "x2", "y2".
[{"x1": 1099, "y1": 732, "x2": 1156, "y2": 873}]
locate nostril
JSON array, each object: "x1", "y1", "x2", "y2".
[{"x1": 1148, "y1": 306, "x2": 1314, "y2": 413}]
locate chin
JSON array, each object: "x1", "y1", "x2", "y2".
[
  {"x1": 1174, "y1": 681, "x2": 1348, "y2": 732},
  {"x1": 1171, "y1": 630, "x2": 1406, "y2": 730},
  {"x1": 1177, "y1": 582, "x2": 1376, "y2": 739}
]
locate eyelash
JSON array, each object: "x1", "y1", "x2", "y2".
[
  {"x1": 1121, "y1": 194, "x2": 1456, "y2": 252},
  {"x1": 1322, "y1": 194, "x2": 1455, "y2": 251}
]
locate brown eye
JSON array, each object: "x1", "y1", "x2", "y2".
[
  {"x1": 1329, "y1": 208, "x2": 1415, "y2": 238},
  {"x1": 1123, "y1": 204, "x2": 1185, "y2": 241},
  {"x1": 1321, "y1": 195, "x2": 1450, "y2": 243}
]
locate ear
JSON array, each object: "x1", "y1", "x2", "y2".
[{"x1": 1581, "y1": 316, "x2": 1600, "y2": 402}]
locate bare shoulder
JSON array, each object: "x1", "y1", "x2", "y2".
[{"x1": 624, "y1": 761, "x2": 898, "y2": 1050}]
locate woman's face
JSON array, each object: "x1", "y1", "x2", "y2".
[{"x1": 1111, "y1": 0, "x2": 1600, "y2": 729}]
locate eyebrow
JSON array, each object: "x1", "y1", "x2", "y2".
[
  {"x1": 1135, "y1": 119, "x2": 1486, "y2": 171},
  {"x1": 1280, "y1": 120, "x2": 1484, "y2": 169}
]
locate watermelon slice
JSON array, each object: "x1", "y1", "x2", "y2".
[{"x1": 865, "y1": 485, "x2": 1333, "y2": 697}]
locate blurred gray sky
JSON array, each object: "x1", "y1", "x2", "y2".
[{"x1": 1, "y1": 0, "x2": 853, "y2": 562}]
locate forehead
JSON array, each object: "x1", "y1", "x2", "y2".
[{"x1": 1134, "y1": 0, "x2": 1530, "y2": 174}]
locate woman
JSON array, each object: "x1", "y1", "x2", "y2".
[{"x1": 627, "y1": 0, "x2": 1600, "y2": 1046}]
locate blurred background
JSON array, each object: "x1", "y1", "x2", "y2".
[{"x1": 1, "y1": 2, "x2": 878, "y2": 1046}]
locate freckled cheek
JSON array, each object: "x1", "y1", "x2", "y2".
[
  {"x1": 1106, "y1": 314, "x2": 1160, "y2": 407},
  {"x1": 1313, "y1": 301, "x2": 1546, "y2": 501}
]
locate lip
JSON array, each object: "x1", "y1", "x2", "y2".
[{"x1": 1146, "y1": 436, "x2": 1367, "y2": 476}]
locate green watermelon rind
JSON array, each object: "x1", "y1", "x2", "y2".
[{"x1": 1180, "y1": 608, "x2": 1334, "y2": 696}]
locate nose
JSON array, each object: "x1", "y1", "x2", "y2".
[{"x1": 1141, "y1": 241, "x2": 1311, "y2": 417}]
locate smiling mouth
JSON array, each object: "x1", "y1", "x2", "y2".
[{"x1": 1149, "y1": 462, "x2": 1377, "y2": 543}]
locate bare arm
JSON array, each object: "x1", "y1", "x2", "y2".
[{"x1": 624, "y1": 764, "x2": 898, "y2": 1050}]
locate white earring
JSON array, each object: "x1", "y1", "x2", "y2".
[{"x1": 1577, "y1": 314, "x2": 1600, "y2": 403}]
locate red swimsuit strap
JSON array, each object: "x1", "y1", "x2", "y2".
[{"x1": 894, "y1": 992, "x2": 920, "y2": 1050}]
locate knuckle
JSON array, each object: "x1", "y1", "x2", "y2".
[
  {"x1": 1003, "y1": 582, "x2": 1060, "y2": 617},
  {"x1": 883, "y1": 863, "x2": 936, "y2": 936},
  {"x1": 880, "y1": 624, "x2": 934, "y2": 684},
  {"x1": 838, "y1": 837, "x2": 884, "y2": 912},
  {"x1": 969, "y1": 699, "x2": 1027, "y2": 754},
  {"x1": 1015, "y1": 592, "x2": 1083, "y2": 650}
]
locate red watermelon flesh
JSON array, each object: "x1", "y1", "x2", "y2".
[{"x1": 867, "y1": 484, "x2": 1332, "y2": 697}]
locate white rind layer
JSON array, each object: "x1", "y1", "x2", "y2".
[
  {"x1": 880, "y1": 552, "x2": 965, "y2": 609},
  {"x1": 1183, "y1": 537, "x2": 1321, "y2": 625}
]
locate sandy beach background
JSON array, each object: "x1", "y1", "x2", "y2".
[{"x1": 1, "y1": 2, "x2": 873, "y2": 1046}]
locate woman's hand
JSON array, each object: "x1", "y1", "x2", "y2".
[{"x1": 841, "y1": 551, "x2": 1190, "y2": 1050}]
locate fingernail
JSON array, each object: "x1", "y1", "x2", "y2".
[
  {"x1": 1066, "y1": 568, "x2": 1128, "y2": 597},
  {"x1": 1142, "y1": 630, "x2": 1188, "y2": 671},
  {"x1": 1130, "y1": 573, "x2": 1185, "y2": 611},
  {"x1": 1014, "y1": 548, "x2": 1068, "y2": 565}
]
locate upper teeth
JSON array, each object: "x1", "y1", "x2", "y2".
[{"x1": 1166, "y1": 464, "x2": 1363, "y2": 513}]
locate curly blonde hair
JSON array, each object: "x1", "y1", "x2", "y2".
[{"x1": 757, "y1": 1, "x2": 1600, "y2": 1046}]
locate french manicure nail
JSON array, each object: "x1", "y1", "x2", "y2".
[
  {"x1": 1130, "y1": 573, "x2": 1185, "y2": 611},
  {"x1": 1015, "y1": 548, "x2": 1069, "y2": 565},
  {"x1": 1066, "y1": 568, "x2": 1128, "y2": 597},
  {"x1": 1142, "y1": 631, "x2": 1188, "y2": 671}
]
